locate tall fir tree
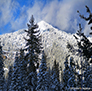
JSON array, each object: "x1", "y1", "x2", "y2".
[
  {"x1": 62, "y1": 55, "x2": 70, "y2": 91},
  {"x1": 67, "y1": 57, "x2": 76, "y2": 89},
  {"x1": 62, "y1": 55, "x2": 77, "y2": 91},
  {"x1": 50, "y1": 60, "x2": 60, "y2": 91},
  {"x1": 66, "y1": 6, "x2": 92, "y2": 90},
  {"x1": 76, "y1": 6, "x2": 92, "y2": 89},
  {"x1": 36, "y1": 51, "x2": 50, "y2": 91},
  {"x1": 0, "y1": 39, "x2": 5, "y2": 91},
  {"x1": 77, "y1": 6, "x2": 92, "y2": 89},
  {"x1": 24, "y1": 15, "x2": 42, "y2": 91},
  {"x1": 7, "y1": 66, "x2": 13, "y2": 91},
  {"x1": 10, "y1": 52, "x2": 22, "y2": 91},
  {"x1": 84, "y1": 64, "x2": 92, "y2": 88},
  {"x1": 19, "y1": 48, "x2": 28, "y2": 90}
]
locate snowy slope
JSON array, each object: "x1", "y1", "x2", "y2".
[
  {"x1": 38, "y1": 20, "x2": 54, "y2": 33},
  {"x1": 0, "y1": 21, "x2": 76, "y2": 68}
]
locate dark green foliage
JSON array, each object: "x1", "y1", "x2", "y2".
[
  {"x1": 67, "y1": 24, "x2": 92, "y2": 90},
  {"x1": 7, "y1": 66, "x2": 13, "y2": 91},
  {"x1": 52, "y1": 60, "x2": 60, "y2": 82},
  {"x1": 50, "y1": 60, "x2": 60, "y2": 91},
  {"x1": 74, "y1": 24, "x2": 92, "y2": 62},
  {"x1": 62, "y1": 56, "x2": 76, "y2": 91},
  {"x1": 10, "y1": 52, "x2": 22, "y2": 91},
  {"x1": 24, "y1": 15, "x2": 42, "y2": 91},
  {"x1": 68, "y1": 57, "x2": 76, "y2": 88},
  {"x1": 62, "y1": 56, "x2": 70, "y2": 90},
  {"x1": 19, "y1": 48, "x2": 28, "y2": 90},
  {"x1": 65, "y1": 6, "x2": 92, "y2": 90},
  {"x1": 9, "y1": 49, "x2": 29, "y2": 91},
  {"x1": 84, "y1": 65, "x2": 92, "y2": 88},
  {"x1": 75, "y1": 8, "x2": 92, "y2": 85},
  {"x1": 67, "y1": 42, "x2": 76, "y2": 55},
  {"x1": 24, "y1": 15, "x2": 42, "y2": 65},
  {"x1": 77, "y1": 5, "x2": 92, "y2": 63},
  {"x1": 36, "y1": 51, "x2": 50, "y2": 91},
  {"x1": 24, "y1": 15, "x2": 42, "y2": 71},
  {"x1": 1, "y1": 6, "x2": 92, "y2": 91}
]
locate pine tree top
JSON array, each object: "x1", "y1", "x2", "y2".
[{"x1": 26, "y1": 15, "x2": 38, "y2": 32}]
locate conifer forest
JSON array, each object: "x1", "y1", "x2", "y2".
[{"x1": 0, "y1": 6, "x2": 92, "y2": 91}]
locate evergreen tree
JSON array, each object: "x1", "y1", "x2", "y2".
[
  {"x1": 66, "y1": 6, "x2": 92, "y2": 90},
  {"x1": 75, "y1": 7, "x2": 92, "y2": 89},
  {"x1": 19, "y1": 48, "x2": 28, "y2": 90},
  {"x1": 50, "y1": 60, "x2": 60, "y2": 91},
  {"x1": 62, "y1": 55, "x2": 70, "y2": 91},
  {"x1": 24, "y1": 15, "x2": 42, "y2": 90},
  {"x1": 67, "y1": 24, "x2": 91, "y2": 90},
  {"x1": 62, "y1": 55, "x2": 77, "y2": 91},
  {"x1": 36, "y1": 51, "x2": 50, "y2": 91},
  {"x1": 53, "y1": 60, "x2": 60, "y2": 82},
  {"x1": 7, "y1": 66, "x2": 13, "y2": 91},
  {"x1": 77, "y1": 5, "x2": 92, "y2": 64},
  {"x1": 0, "y1": 39, "x2": 5, "y2": 91},
  {"x1": 74, "y1": 24, "x2": 92, "y2": 62},
  {"x1": 47, "y1": 67, "x2": 52, "y2": 90},
  {"x1": 67, "y1": 57, "x2": 76, "y2": 89},
  {"x1": 10, "y1": 52, "x2": 22, "y2": 91},
  {"x1": 77, "y1": 6, "x2": 92, "y2": 89},
  {"x1": 84, "y1": 64, "x2": 92, "y2": 88}
]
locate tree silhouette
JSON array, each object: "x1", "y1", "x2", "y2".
[
  {"x1": 36, "y1": 51, "x2": 50, "y2": 91},
  {"x1": 77, "y1": 5, "x2": 92, "y2": 32},
  {"x1": 24, "y1": 15, "x2": 42, "y2": 90}
]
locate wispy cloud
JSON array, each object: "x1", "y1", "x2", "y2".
[
  {"x1": 10, "y1": 5, "x2": 27, "y2": 31},
  {"x1": 26, "y1": 0, "x2": 92, "y2": 34},
  {"x1": 0, "y1": 0, "x2": 19, "y2": 26},
  {"x1": 0, "y1": 0, "x2": 92, "y2": 35}
]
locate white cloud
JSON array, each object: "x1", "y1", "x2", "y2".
[
  {"x1": 10, "y1": 5, "x2": 27, "y2": 30},
  {"x1": 26, "y1": 0, "x2": 92, "y2": 34},
  {"x1": 0, "y1": 0, "x2": 19, "y2": 27},
  {"x1": 0, "y1": 0, "x2": 92, "y2": 34},
  {"x1": 27, "y1": 2, "x2": 42, "y2": 22},
  {"x1": 84, "y1": 22, "x2": 92, "y2": 36}
]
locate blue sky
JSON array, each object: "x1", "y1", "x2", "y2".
[{"x1": 0, "y1": 0, "x2": 92, "y2": 35}]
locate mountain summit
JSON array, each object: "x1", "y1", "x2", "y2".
[
  {"x1": 0, "y1": 20, "x2": 76, "y2": 68},
  {"x1": 38, "y1": 20, "x2": 54, "y2": 31}
]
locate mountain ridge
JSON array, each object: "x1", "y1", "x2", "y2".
[{"x1": 0, "y1": 20, "x2": 76, "y2": 69}]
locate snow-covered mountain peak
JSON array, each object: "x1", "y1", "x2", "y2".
[
  {"x1": 0, "y1": 20, "x2": 77, "y2": 69},
  {"x1": 10, "y1": 20, "x2": 54, "y2": 35},
  {"x1": 38, "y1": 20, "x2": 54, "y2": 31}
]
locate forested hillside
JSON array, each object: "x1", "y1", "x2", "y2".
[{"x1": 0, "y1": 6, "x2": 92, "y2": 91}]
